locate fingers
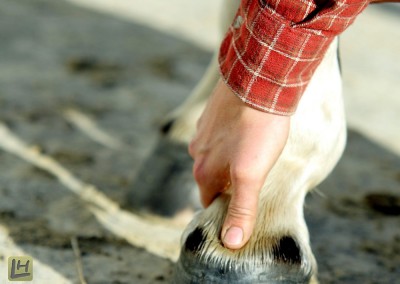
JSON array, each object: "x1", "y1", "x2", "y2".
[
  {"x1": 192, "y1": 146, "x2": 262, "y2": 249},
  {"x1": 221, "y1": 170, "x2": 262, "y2": 249},
  {"x1": 187, "y1": 79, "x2": 291, "y2": 251},
  {"x1": 217, "y1": 114, "x2": 289, "y2": 250},
  {"x1": 191, "y1": 154, "x2": 230, "y2": 207}
]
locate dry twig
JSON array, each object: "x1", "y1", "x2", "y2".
[{"x1": 71, "y1": 237, "x2": 88, "y2": 284}]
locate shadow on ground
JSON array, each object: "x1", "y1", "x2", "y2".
[
  {"x1": 308, "y1": 130, "x2": 400, "y2": 283},
  {"x1": 0, "y1": 0, "x2": 399, "y2": 283}
]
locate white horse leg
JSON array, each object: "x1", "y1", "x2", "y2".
[
  {"x1": 161, "y1": 0, "x2": 241, "y2": 144},
  {"x1": 160, "y1": 52, "x2": 219, "y2": 143},
  {"x1": 173, "y1": 38, "x2": 346, "y2": 283}
]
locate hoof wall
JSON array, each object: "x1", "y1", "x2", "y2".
[
  {"x1": 173, "y1": 253, "x2": 313, "y2": 283},
  {"x1": 126, "y1": 136, "x2": 200, "y2": 216},
  {"x1": 173, "y1": 229, "x2": 314, "y2": 283}
]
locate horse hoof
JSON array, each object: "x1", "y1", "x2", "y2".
[
  {"x1": 172, "y1": 203, "x2": 316, "y2": 283},
  {"x1": 126, "y1": 135, "x2": 200, "y2": 216}
]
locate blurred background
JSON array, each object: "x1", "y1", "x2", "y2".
[{"x1": 0, "y1": 0, "x2": 399, "y2": 283}]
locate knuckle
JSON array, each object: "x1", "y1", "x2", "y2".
[
  {"x1": 230, "y1": 165, "x2": 260, "y2": 185},
  {"x1": 192, "y1": 160, "x2": 206, "y2": 184},
  {"x1": 188, "y1": 139, "x2": 197, "y2": 158},
  {"x1": 227, "y1": 204, "x2": 256, "y2": 220}
]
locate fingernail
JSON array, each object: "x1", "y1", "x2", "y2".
[{"x1": 223, "y1": 226, "x2": 243, "y2": 247}]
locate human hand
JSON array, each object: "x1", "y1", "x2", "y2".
[{"x1": 189, "y1": 79, "x2": 290, "y2": 249}]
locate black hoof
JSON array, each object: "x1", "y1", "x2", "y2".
[
  {"x1": 126, "y1": 135, "x2": 200, "y2": 216},
  {"x1": 173, "y1": 227, "x2": 314, "y2": 283}
]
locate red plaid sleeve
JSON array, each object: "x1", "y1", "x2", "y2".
[{"x1": 219, "y1": 0, "x2": 369, "y2": 115}]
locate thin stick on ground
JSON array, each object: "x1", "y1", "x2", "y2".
[
  {"x1": 71, "y1": 237, "x2": 88, "y2": 284},
  {"x1": 0, "y1": 122, "x2": 182, "y2": 261}
]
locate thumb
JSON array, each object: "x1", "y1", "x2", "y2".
[{"x1": 221, "y1": 179, "x2": 260, "y2": 249}]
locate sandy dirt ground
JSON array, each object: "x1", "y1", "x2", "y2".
[{"x1": 0, "y1": 0, "x2": 399, "y2": 283}]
